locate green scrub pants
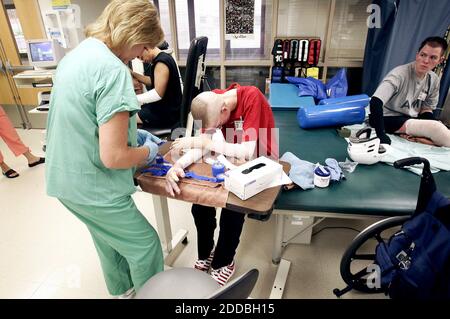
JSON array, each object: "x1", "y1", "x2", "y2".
[{"x1": 59, "y1": 197, "x2": 164, "y2": 296}]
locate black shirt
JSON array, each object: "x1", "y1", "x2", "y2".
[{"x1": 139, "y1": 52, "x2": 182, "y2": 127}]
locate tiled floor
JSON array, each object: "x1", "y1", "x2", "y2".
[{"x1": 0, "y1": 129, "x2": 387, "y2": 299}]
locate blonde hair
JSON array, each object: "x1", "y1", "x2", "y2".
[
  {"x1": 191, "y1": 92, "x2": 223, "y2": 128},
  {"x1": 85, "y1": 0, "x2": 164, "y2": 51}
]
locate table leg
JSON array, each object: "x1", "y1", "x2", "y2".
[
  {"x1": 152, "y1": 195, "x2": 188, "y2": 266},
  {"x1": 269, "y1": 259, "x2": 291, "y2": 299},
  {"x1": 272, "y1": 213, "x2": 285, "y2": 264}
]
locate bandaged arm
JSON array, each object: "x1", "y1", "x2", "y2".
[
  {"x1": 209, "y1": 140, "x2": 256, "y2": 160},
  {"x1": 174, "y1": 148, "x2": 206, "y2": 169},
  {"x1": 137, "y1": 89, "x2": 162, "y2": 105},
  {"x1": 136, "y1": 62, "x2": 170, "y2": 106},
  {"x1": 174, "y1": 140, "x2": 256, "y2": 169}
]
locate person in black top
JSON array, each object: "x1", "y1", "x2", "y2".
[{"x1": 132, "y1": 42, "x2": 182, "y2": 128}]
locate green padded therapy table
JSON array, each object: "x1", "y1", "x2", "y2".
[
  {"x1": 268, "y1": 110, "x2": 450, "y2": 298},
  {"x1": 274, "y1": 110, "x2": 450, "y2": 216}
]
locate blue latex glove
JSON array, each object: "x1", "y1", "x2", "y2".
[
  {"x1": 143, "y1": 137, "x2": 159, "y2": 164},
  {"x1": 137, "y1": 129, "x2": 161, "y2": 164},
  {"x1": 137, "y1": 129, "x2": 163, "y2": 147}
]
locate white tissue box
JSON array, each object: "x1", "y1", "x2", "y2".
[{"x1": 224, "y1": 156, "x2": 283, "y2": 200}]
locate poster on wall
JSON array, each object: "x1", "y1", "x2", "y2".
[
  {"x1": 225, "y1": 0, "x2": 255, "y2": 40},
  {"x1": 52, "y1": 0, "x2": 71, "y2": 10}
]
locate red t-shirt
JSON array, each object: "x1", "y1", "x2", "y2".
[{"x1": 213, "y1": 83, "x2": 278, "y2": 159}]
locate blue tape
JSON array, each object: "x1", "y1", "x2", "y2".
[
  {"x1": 142, "y1": 163, "x2": 172, "y2": 176},
  {"x1": 185, "y1": 171, "x2": 224, "y2": 183},
  {"x1": 212, "y1": 161, "x2": 225, "y2": 177},
  {"x1": 155, "y1": 154, "x2": 170, "y2": 164}
]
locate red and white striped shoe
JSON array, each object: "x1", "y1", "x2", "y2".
[
  {"x1": 194, "y1": 247, "x2": 215, "y2": 272},
  {"x1": 210, "y1": 261, "x2": 235, "y2": 286}
]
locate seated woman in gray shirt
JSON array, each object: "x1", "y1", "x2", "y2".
[{"x1": 369, "y1": 36, "x2": 450, "y2": 147}]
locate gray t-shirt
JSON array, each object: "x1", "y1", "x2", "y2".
[{"x1": 373, "y1": 62, "x2": 440, "y2": 117}]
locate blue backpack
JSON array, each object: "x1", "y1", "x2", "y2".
[{"x1": 375, "y1": 192, "x2": 450, "y2": 299}]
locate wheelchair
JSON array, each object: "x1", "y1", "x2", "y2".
[{"x1": 333, "y1": 157, "x2": 445, "y2": 297}]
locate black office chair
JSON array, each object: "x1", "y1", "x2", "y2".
[
  {"x1": 170, "y1": 36, "x2": 209, "y2": 140},
  {"x1": 135, "y1": 267, "x2": 259, "y2": 299}
]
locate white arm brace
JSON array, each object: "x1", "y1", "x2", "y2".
[
  {"x1": 174, "y1": 140, "x2": 256, "y2": 169},
  {"x1": 209, "y1": 140, "x2": 256, "y2": 160},
  {"x1": 208, "y1": 129, "x2": 256, "y2": 159},
  {"x1": 175, "y1": 148, "x2": 206, "y2": 169},
  {"x1": 137, "y1": 89, "x2": 162, "y2": 106}
]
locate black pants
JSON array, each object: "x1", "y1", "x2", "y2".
[{"x1": 191, "y1": 204, "x2": 245, "y2": 269}]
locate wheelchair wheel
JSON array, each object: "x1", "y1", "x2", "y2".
[{"x1": 339, "y1": 215, "x2": 410, "y2": 293}]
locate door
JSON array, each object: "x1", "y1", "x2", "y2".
[{"x1": 0, "y1": 0, "x2": 46, "y2": 128}]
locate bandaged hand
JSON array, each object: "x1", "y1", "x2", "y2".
[
  {"x1": 165, "y1": 163, "x2": 185, "y2": 196},
  {"x1": 170, "y1": 135, "x2": 212, "y2": 151}
]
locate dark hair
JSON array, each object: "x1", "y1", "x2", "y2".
[
  {"x1": 418, "y1": 36, "x2": 448, "y2": 54},
  {"x1": 158, "y1": 40, "x2": 169, "y2": 50}
]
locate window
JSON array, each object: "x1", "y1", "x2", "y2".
[
  {"x1": 179, "y1": 66, "x2": 221, "y2": 90},
  {"x1": 226, "y1": 67, "x2": 269, "y2": 93},
  {"x1": 155, "y1": 0, "x2": 173, "y2": 50},
  {"x1": 277, "y1": 0, "x2": 330, "y2": 62},
  {"x1": 175, "y1": 0, "x2": 220, "y2": 61},
  {"x1": 328, "y1": 0, "x2": 371, "y2": 61}
]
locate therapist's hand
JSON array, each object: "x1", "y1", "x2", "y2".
[
  {"x1": 170, "y1": 135, "x2": 212, "y2": 151},
  {"x1": 165, "y1": 163, "x2": 185, "y2": 196},
  {"x1": 137, "y1": 129, "x2": 163, "y2": 146},
  {"x1": 137, "y1": 129, "x2": 162, "y2": 164}
]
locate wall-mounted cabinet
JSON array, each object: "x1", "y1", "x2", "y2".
[{"x1": 43, "y1": 6, "x2": 82, "y2": 49}]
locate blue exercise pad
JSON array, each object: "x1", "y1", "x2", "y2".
[{"x1": 269, "y1": 83, "x2": 315, "y2": 109}]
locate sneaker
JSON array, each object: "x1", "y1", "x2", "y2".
[
  {"x1": 194, "y1": 247, "x2": 215, "y2": 272},
  {"x1": 117, "y1": 288, "x2": 136, "y2": 299},
  {"x1": 210, "y1": 261, "x2": 235, "y2": 286}
]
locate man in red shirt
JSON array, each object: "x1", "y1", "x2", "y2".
[{"x1": 165, "y1": 83, "x2": 278, "y2": 286}]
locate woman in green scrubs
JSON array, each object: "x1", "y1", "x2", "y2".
[{"x1": 45, "y1": 0, "x2": 165, "y2": 297}]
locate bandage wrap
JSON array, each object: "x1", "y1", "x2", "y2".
[
  {"x1": 405, "y1": 119, "x2": 450, "y2": 147},
  {"x1": 137, "y1": 89, "x2": 162, "y2": 106}
]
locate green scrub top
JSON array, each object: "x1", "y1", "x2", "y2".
[{"x1": 46, "y1": 37, "x2": 140, "y2": 205}]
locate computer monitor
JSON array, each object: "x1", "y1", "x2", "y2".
[{"x1": 26, "y1": 39, "x2": 65, "y2": 69}]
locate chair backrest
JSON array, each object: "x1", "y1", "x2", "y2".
[
  {"x1": 179, "y1": 36, "x2": 208, "y2": 129},
  {"x1": 134, "y1": 267, "x2": 259, "y2": 299},
  {"x1": 162, "y1": 47, "x2": 184, "y2": 94},
  {"x1": 206, "y1": 268, "x2": 259, "y2": 299}
]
